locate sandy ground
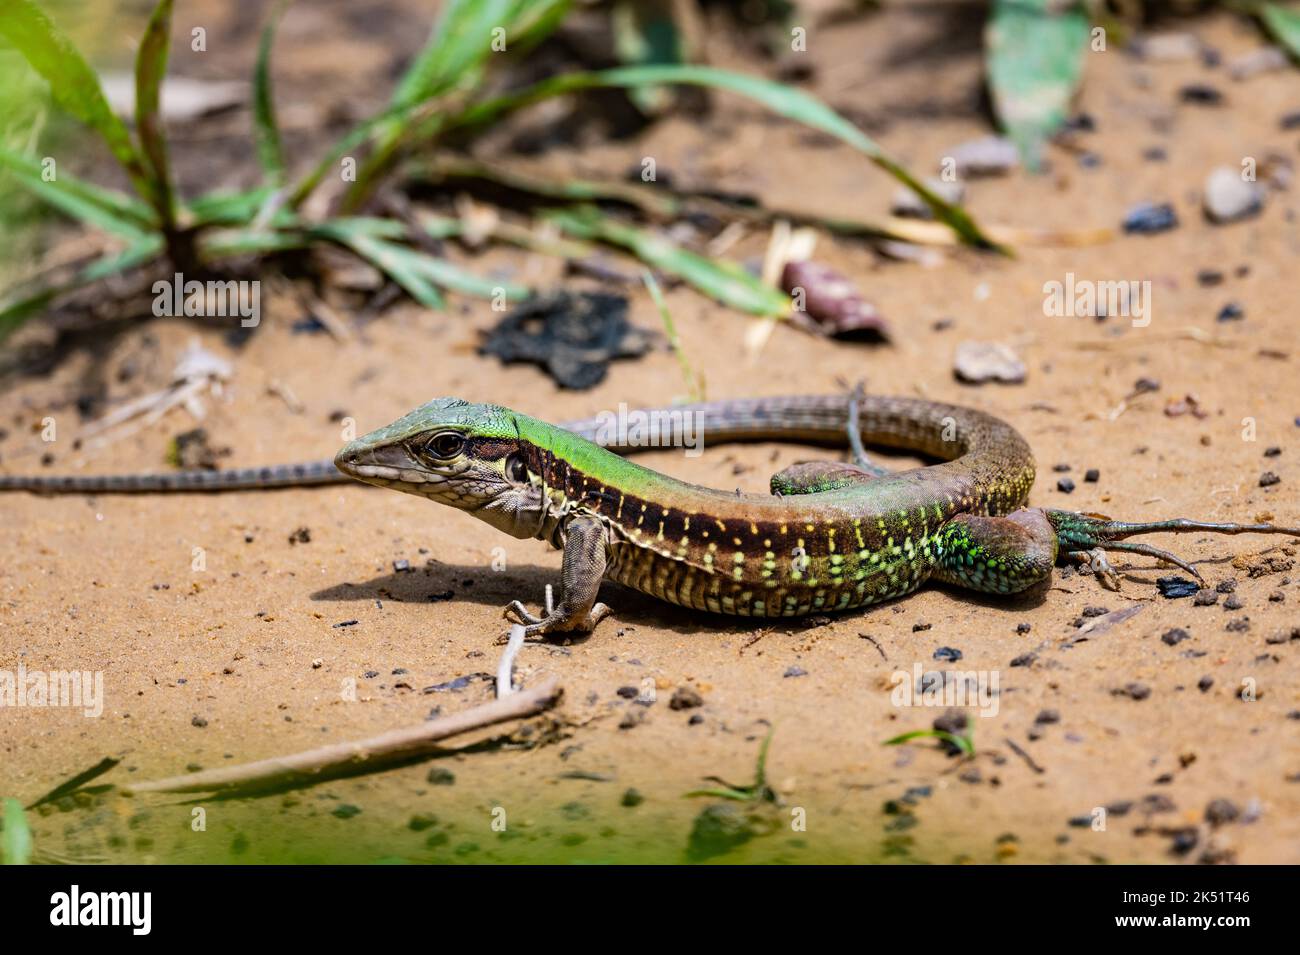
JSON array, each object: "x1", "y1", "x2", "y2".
[{"x1": 1, "y1": 3, "x2": 1298, "y2": 863}]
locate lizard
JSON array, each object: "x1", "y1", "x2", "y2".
[{"x1": 8, "y1": 393, "x2": 1293, "y2": 638}]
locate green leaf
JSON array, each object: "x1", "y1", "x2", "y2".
[
  {"x1": 0, "y1": 145, "x2": 155, "y2": 236},
  {"x1": 253, "y1": 0, "x2": 289, "y2": 182},
  {"x1": 327, "y1": 232, "x2": 446, "y2": 309},
  {"x1": 549, "y1": 206, "x2": 789, "y2": 316},
  {"x1": 0, "y1": 236, "x2": 163, "y2": 340},
  {"x1": 187, "y1": 186, "x2": 277, "y2": 226},
  {"x1": 199, "y1": 227, "x2": 308, "y2": 258},
  {"x1": 0, "y1": 0, "x2": 153, "y2": 200},
  {"x1": 452, "y1": 64, "x2": 998, "y2": 249},
  {"x1": 985, "y1": 0, "x2": 1090, "y2": 172},
  {"x1": 884, "y1": 728, "x2": 975, "y2": 757},
  {"x1": 135, "y1": 0, "x2": 177, "y2": 226},
  {"x1": 1260, "y1": 3, "x2": 1300, "y2": 60},
  {"x1": 392, "y1": 0, "x2": 543, "y2": 110},
  {"x1": 2, "y1": 798, "x2": 32, "y2": 865}
]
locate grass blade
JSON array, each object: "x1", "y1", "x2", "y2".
[
  {"x1": 550, "y1": 206, "x2": 789, "y2": 316},
  {"x1": 0, "y1": 0, "x2": 153, "y2": 201},
  {"x1": 642, "y1": 269, "x2": 704, "y2": 401},
  {"x1": 392, "y1": 0, "x2": 534, "y2": 110},
  {"x1": 135, "y1": 0, "x2": 177, "y2": 227},
  {"x1": 2, "y1": 798, "x2": 33, "y2": 865},
  {"x1": 327, "y1": 232, "x2": 446, "y2": 309},
  {"x1": 0, "y1": 145, "x2": 155, "y2": 236},
  {"x1": 452, "y1": 64, "x2": 1000, "y2": 249},
  {"x1": 1260, "y1": 3, "x2": 1300, "y2": 59},
  {"x1": 253, "y1": 0, "x2": 289, "y2": 182},
  {"x1": 884, "y1": 728, "x2": 975, "y2": 757},
  {"x1": 187, "y1": 186, "x2": 277, "y2": 226},
  {"x1": 985, "y1": 0, "x2": 1090, "y2": 172}
]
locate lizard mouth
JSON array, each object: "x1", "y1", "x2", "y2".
[{"x1": 334, "y1": 440, "x2": 494, "y2": 508}]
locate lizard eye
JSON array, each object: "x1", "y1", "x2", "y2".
[
  {"x1": 425, "y1": 431, "x2": 465, "y2": 459},
  {"x1": 505, "y1": 453, "x2": 529, "y2": 484}
]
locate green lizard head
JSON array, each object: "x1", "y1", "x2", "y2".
[{"x1": 334, "y1": 397, "x2": 547, "y2": 539}]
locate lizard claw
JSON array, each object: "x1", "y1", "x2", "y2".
[{"x1": 1069, "y1": 548, "x2": 1122, "y2": 590}]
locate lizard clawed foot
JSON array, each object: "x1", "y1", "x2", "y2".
[
  {"x1": 502, "y1": 600, "x2": 611, "y2": 640},
  {"x1": 1068, "y1": 548, "x2": 1122, "y2": 590},
  {"x1": 1042, "y1": 508, "x2": 1298, "y2": 587}
]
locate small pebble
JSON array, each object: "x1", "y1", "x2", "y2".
[
  {"x1": 946, "y1": 135, "x2": 1019, "y2": 176},
  {"x1": 669, "y1": 686, "x2": 704, "y2": 710},
  {"x1": 1204, "y1": 799, "x2": 1240, "y2": 827},
  {"x1": 1158, "y1": 576, "x2": 1199, "y2": 598},
  {"x1": 1084, "y1": 468, "x2": 1099, "y2": 482},
  {"x1": 1223, "y1": 595, "x2": 1244, "y2": 611},
  {"x1": 1196, "y1": 268, "x2": 1224, "y2": 287},
  {"x1": 1216, "y1": 302, "x2": 1244, "y2": 322},
  {"x1": 954, "y1": 341, "x2": 1026, "y2": 384},
  {"x1": 1193, "y1": 589, "x2": 1219, "y2": 606},
  {"x1": 1259, "y1": 471, "x2": 1280, "y2": 487},
  {"x1": 1120, "y1": 683, "x2": 1151, "y2": 700},
  {"x1": 1035, "y1": 709, "x2": 1060, "y2": 725},
  {"x1": 1010, "y1": 652, "x2": 1037, "y2": 667},
  {"x1": 1178, "y1": 83, "x2": 1223, "y2": 105},
  {"x1": 933, "y1": 646, "x2": 962, "y2": 662},
  {"x1": 1122, "y1": 202, "x2": 1178, "y2": 235},
  {"x1": 1056, "y1": 477, "x2": 1075, "y2": 494},
  {"x1": 621, "y1": 788, "x2": 644, "y2": 808},
  {"x1": 783, "y1": 666, "x2": 808, "y2": 678},
  {"x1": 1197, "y1": 676, "x2": 1214, "y2": 692},
  {"x1": 1204, "y1": 166, "x2": 1262, "y2": 224},
  {"x1": 1161, "y1": 628, "x2": 1190, "y2": 646},
  {"x1": 1136, "y1": 32, "x2": 1200, "y2": 62}
]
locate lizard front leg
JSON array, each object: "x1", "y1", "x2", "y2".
[{"x1": 504, "y1": 516, "x2": 612, "y2": 639}]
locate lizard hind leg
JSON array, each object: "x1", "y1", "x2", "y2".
[
  {"x1": 931, "y1": 509, "x2": 1058, "y2": 595},
  {"x1": 1046, "y1": 509, "x2": 1300, "y2": 584}
]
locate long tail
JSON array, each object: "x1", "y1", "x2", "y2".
[{"x1": 0, "y1": 459, "x2": 344, "y2": 493}]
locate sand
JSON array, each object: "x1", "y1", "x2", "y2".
[{"x1": 0, "y1": 4, "x2": 1297, "y2": 864}]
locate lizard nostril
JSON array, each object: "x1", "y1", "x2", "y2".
[{"x1": 334, "y1": 443, "x2": 359, "y2": 473}]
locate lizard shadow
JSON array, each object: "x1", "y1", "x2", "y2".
[{"x1": 310, "y1": 562, "x2": 1054, "y2": 641}]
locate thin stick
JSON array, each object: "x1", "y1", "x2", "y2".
[
  {"x1": 124, "y1": 678, "x2": 561, "y2": 795},
  {"x1": 496, "y1": 624, "x2": 526, "y2": 698}
]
